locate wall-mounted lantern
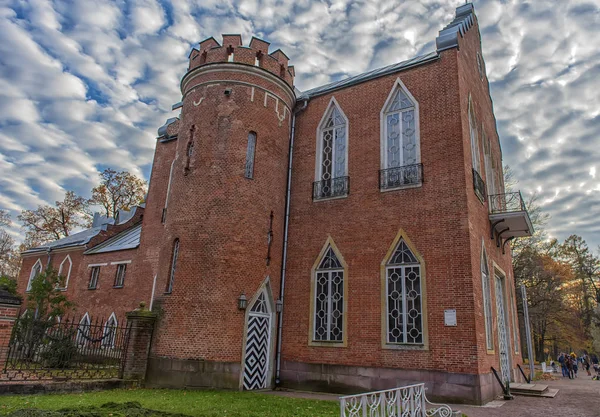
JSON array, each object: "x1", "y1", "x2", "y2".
[
  {"x1": 275, "y1": 299, "x2": 283, "y2": 313},
  {"x1": 238, "y1": 293, "x2": 247, "y2": 310}
]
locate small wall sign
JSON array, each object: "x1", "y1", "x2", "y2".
[{"x1": 444, "y1": 309, "x2": 457, "y2": 326}]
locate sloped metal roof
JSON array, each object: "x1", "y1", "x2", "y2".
[
  {"x1": 84, "y1": 223, "x2": 142, "y2": 255},
  {"x1": 296, "y1": 51, "x2": 439, "y2": 100},
  {"x1": 22, "y1": 227, "x2": 104, "y2": 254}
]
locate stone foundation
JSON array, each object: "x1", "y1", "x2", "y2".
[
  {"x1": 280, "y1": 361, "x2": 505, "y2": 405},
  {"x1": 145, "y1": 356, "x2": 241, "y2": 389}
]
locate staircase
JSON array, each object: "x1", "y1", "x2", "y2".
[{"x1": 510, "y1": 383, "x2": 559, "y2": 398}]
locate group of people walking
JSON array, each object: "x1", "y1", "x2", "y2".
[{"x1": 554, "y1": 352, "x2": 596, "y2": 379}]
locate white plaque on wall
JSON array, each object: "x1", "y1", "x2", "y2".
[{"x1": 444, "y1": 309, "x2": 457, "y2": 326}]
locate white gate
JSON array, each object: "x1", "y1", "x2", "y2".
[
  {"x1": 495, "y1": 274, "x2": 511, "y2": 383},
  {"x1": 243, "y1": 292, "x2": 272, "y2": 390}
]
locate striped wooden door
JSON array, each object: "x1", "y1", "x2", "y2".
[{"x1": 243, "y1": 292, "x2": 271, "y2": 390}]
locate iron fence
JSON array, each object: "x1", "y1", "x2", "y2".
[
  {"x1": 379, "y1": 163, "x2": 423, "y2": 190},
  {"x1": 313, "y1": 176, "x2": 349, "y2": 200},
  {"x1": 488, "y1": 191, "x2": 527, "y2": 214},
  {"x1": 2, "y1": 314, "x2": 130, "y2": 381}
]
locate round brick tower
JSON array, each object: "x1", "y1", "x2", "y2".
[{"x1": 149, "y1": 35, "x2": 295, "y2": 390}]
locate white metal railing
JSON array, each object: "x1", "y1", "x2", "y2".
[{"x1": 339, "y1": 383, "x2": 455, "y2": 417}]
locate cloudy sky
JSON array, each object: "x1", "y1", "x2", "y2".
[{"x1": 0, "y1": 0, "x2": 599, "y2": 248}]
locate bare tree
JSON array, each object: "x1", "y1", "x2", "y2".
[
  {"x1": 89, "y1": 168, "x2": 147, "y2": 219},
  {"x1": 0, "y1": 210, "x2": 19, "y2": 278}
]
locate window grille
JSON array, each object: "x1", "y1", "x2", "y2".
[
  {"x1": 481, "y1": 248, "x2": 494, "y2": 350},
  {"x1": 114, "y1": 264, "x2": 127, "y2": 288},
  {"x1": 89, "y1": 266, "x2": 100, "y2": 290},
  {"x1": 245, "y1": 132, "x2": 257, "y2": 179},
  {"x1": 251, "y1": 292, "x2": 268, "y2": 314},
  {"x1": 386, "y1": 239, "x2": 423, "y2": 345},
  {"x1": 315, "y1": 101, "x2": 347, "y2": 199},
  {"x1": 166, "y1": 239, "x2": 179, "y2": 293},
  {"x1": 314, "y1": 246, "x2": 344, "y2": 342}
]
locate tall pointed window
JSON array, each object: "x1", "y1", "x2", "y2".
[
  {"x1": 245, "y1": 132, "x2": 257, "y2": 179},
  {"x1": 481, "y1": 246, "x2": 494, "y2": 350},
  {"x1": 166, "y1": 239, "x2": 179, "y2": 293},
  {"x1": 380, "y1": 79, "x2": 422, "y2": 189},
  {"x1": 27, "y1": 259, "x2": 43, "y2": 291},
  {"x1": 313, "y1": 245, "x2": 344, "y2": 342},
  {"x1": 102, "y1": 313, "x2": 118, "y2": 348},
  {"x1": 77, "y1": 313, "x2": 91, "y2": 346},
  {"x1": 469, "y1": 97, "x2": 485, "y2": 201},
  {"x1": 386, "y1": 239, "x2": 423, "y2": 344},
  {"x1": 57, "y1": 255, "x2": 72, "y2": 291},
  {"x1": 483, "y1": 130, "x2": 496, "y2": 197},
  {"x1": 314, "y1": 99, "x2": 348, "y2": 200}
]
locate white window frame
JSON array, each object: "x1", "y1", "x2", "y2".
[
  {"x1": 77, "y1": 313, "x2": 91, "y2": 346},
  {"x1": 114, "y1": 264, "x2": 127, "y2": 288},
  {"x1": 26, "y1": 259, "x2": 43, "y2": 292},
  {"x1": 89, "y1": 266, "x2": 100, "y2": 289},
  {"x1": 481, "y1": 242, "x2": 494, "y2": 351},
  {"x1": 56, "y1": 255, "x2": 72, "y2": 291},
  {"x1": 102, "y1": 313, "x2": 118, "y2": 348},
  {"x1": 380, "y1": 78, "x2": 421, "y2": 172},
  {"x1": 314, "y1": 97, "x2": 349, "y2": 182}
]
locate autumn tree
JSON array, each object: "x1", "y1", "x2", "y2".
[
  {"x1": 0, "y1": 210, "x2": 19, "y2": 278},
  {"x1": 18, "y1": 191, "x2": 90, "y2": 245},
  {"x1": 89, "y1": 168, "x2": 147, "y2": 219}
]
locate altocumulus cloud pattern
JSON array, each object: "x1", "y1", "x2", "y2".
[{"x1": 0, "y1": 0, "x2": 599, "y2": 246}]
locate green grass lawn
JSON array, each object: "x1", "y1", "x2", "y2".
[{"x1": 0, "y1": 388, "x2": 339, "y2": 417}]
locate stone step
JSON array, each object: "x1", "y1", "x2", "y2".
[{"x1": 510, "y1": 383, "x2": 558, "y2": 397}]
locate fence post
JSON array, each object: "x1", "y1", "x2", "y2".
[
  {"x1": 122, "y1": 303, "x2": 157, "y2": 385},
  {"x1": 0, "y1": 287, "x2": 22, "y2": 367}
]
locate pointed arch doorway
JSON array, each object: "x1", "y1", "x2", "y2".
[{"x1": 242, "y1": 281, "x2": 275, "y2": 390}]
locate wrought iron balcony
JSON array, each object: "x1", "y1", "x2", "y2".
[
  {"x1": 488, "y1": 191, "x2": 534, "y2": 250},
  {"x1": 313, "y1": 176, "x2": 349, "y2": 201},
  {"x1": 379, "y1": 164, "x2": 423, "y2": 190},
  {"x1": 472, "y1": 168, "x2": 486, "y2": 202}
]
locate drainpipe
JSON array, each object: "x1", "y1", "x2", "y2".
[{"x1": 275, "y1": 99, "x2": 308, "y2": 385}]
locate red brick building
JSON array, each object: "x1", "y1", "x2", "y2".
[{"x1": 16, "y1": 4, "x2": 532, "y2": 404}]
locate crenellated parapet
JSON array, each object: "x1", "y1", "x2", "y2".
[{"x1": 188, "y1": 34, "x2": 294, "y2": 87}]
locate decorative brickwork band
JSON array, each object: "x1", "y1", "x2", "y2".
[
  {"x1": 122, "y1": 304, "x2": 157, "y2": 384},
  {"x1": 0, "y1": 287, "x2": 22, "y2": 367}
]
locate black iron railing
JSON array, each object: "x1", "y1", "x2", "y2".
[
  {"x1": 2, "y1": 315, "x2": 129, "y2": 381},
  {"x1": 488, "y1": 191, "x2": 527, "y2": 214},
  {"x1": 379, "y1": 164, "x2": 423, "y2": 190},
  {"x1": 472, "y1": 168, "x2": 486, "y2": 202},
  {"x1": 313, "y1": 176, "x2": 349, "y2": 200}
]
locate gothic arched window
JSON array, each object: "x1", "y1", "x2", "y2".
[
  {"x1": 380, "y1": 79, "x2": 421, "y2": 189},
  {"x1": 385, "y1": 238, "x2": 423, "y2": 345},
  {"x1": 26, "y1": 259, "x2": 43, "y2": 291},
  {"x1": 481, "y1": 245, "x2": 494, "y2": 350},
  {"x1": 103, "y1": 313, "x2": 118, "y2": 348},
  {"x1": 313, "y1": 243, "x2": 345, "y2": 342},
  {"x1": 315, "y1": 98, "x2": 348, "y2": 199}
]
